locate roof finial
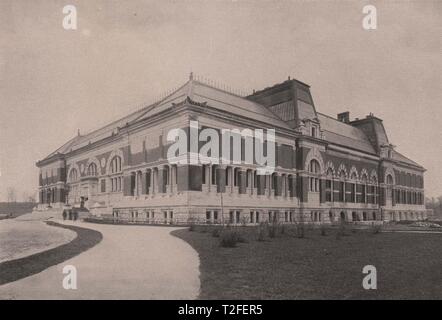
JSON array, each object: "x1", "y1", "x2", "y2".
[
  {"x1": 77, "y1": 128, "x2": 80, "y2": 136},
  {"x1": 189, "y1": 72, "x2": 194, "y2": 80}
]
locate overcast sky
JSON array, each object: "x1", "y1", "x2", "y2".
[{"x1": 0, "y1": 0, "x2": 441, "y2": 201}]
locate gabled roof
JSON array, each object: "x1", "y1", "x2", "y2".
[
  {"x1": 132, "y1": 78, "x2": 292, "y2": 129},
  {"x1": 317, "y1": 113, "x2": 376, "y2": 154},
  {"x1": 40, "y1": 77, "x2": 292, "y2": 162},
  {"x1": 40, "y1": 105, "x2": 151, "y2": 161},
  {"x1": 391, "y1": 150, "x2": 423, "y2": 168},
  {"x1": 42, "y1": 135, "x2": 83, "y2": 160}
]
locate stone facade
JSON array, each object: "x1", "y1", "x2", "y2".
[{"x1": 35, "y1": 75, "x2": 427, "y2": 224}]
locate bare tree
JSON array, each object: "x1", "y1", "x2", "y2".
[
  {"x1": 6, "y1": 187, "x2": 16, "y2": 203},
  {"x1": 27, "y1": 195, "x2": 36, "y2": 203},
  {"x1": 438, "y1": 196, "x2": 442, "y2": 216}
]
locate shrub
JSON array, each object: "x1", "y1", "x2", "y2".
[
  {"x1": 371, "y1": 222, "x2": 382, "y2": 234},
  {"x1": 256, "y1": 226, "x2": 266, "y2": 241},
  {"x1": 320, "y1": 224, "x2": 327, "y2": 236},
  {"x1": 295, "y1": 222, "x2": 305, "y2": 238},
  {"x1": 220, "y1": 229, "x2": 240, "y2": 247},
  {"x1": 336, "y1": 221, "x2": 347, "y2": 239},
  {"x1": 212, "y1": 227, "x2": 222, "y2": 238},
  {"x1": 268, "y1": 223, "x2": 277, "y2": 238},
  {"x1": 279, "y1": 224, "x2": 286, "y2": 235},
  {"x1": 188, "y1": 222, "x2": 196, "y2": 232}
]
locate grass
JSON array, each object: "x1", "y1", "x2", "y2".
[
  {"x1": 172, "y1": 224, "x2": 442, "y2": 299},
  {"x1": 0, "y1": 221, "x2": 103, "y2": 285}
]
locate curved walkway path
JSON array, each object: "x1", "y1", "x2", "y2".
[{"x1": 0, "y1": 221, "x2": 200, "y2": 300}]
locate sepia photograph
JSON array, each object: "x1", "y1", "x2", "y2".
[{"x1": 0, "y1": 0, "x2": 441, "y2": 308}]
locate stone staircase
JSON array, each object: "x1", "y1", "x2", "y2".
[{"x1": 17, "y1": 207, "x2": 64, "y2": 221}]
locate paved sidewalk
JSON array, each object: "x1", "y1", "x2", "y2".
[{"x1": 0, "y1": 221, "x2": 200, "y2": 300}]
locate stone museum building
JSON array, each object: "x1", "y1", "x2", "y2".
[{"x1": 35, "y1": 74, "x2": 427, "y2": 224}]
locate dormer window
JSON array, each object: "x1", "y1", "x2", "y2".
[{"x1": 311, "y1": 126, "x2": 316, "y2": 138}]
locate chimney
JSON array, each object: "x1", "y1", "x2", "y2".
[{"x1": 337, "y1": 112, "x2": 350, "y2": 123}]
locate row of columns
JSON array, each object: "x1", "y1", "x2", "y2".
[
  {"x1": 128, "y1": 165, "x2": 178, "y2": 197},
  {"x1": 203, "y1": 165, "x2": 296, "y2": 197},
  {"x1": 39, "y1": 187, "x2": 66, "y2": 204}
]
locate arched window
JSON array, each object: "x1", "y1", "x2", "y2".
[
  {"x1": 386, "y1": 174, "x2": 394, "y2": 200},
  {"x1": 69, "y1": 168, "x2": 78, "y2": 182},
  {"x1": 110, "y1": 156, "x2": 122, "y2": 174},
  {"x1": 340, "y1": 211, "x2": 346, "y2": 221},
  {"x1": 349, "y1": 172, "x2": 357, "y2": 202},
  {"x1": 360, "y1": 173, "x2": 368, "y2": 203},
  {"x1": 87, "y1": 163, "x2": 98, "y2": 176},
  {"x1": 309, "y1": 159, "x2": 320, "y2": 192},
  {"x1": 109, "y1": 156, "x2": 122, "y2": 192},
  {"x1": 309, "y1": 159, "x2": 320, "y2": 174}
]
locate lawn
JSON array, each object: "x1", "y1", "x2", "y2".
[
  {"x1": 0, "y1": 221, "x2": 103, "y2": 285},
  {"x1": 172, "y1": 223, "x2": 442, "y2": 299}
]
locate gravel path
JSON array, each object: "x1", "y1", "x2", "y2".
[{"x1": 0, "y1": 221, "x2": 200, "y2": 300}]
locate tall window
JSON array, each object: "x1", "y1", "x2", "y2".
[
  {"x1": 87, "y1": 163, "x2": 98, "y2": 176},
  {"x1": 350, "y1": 172, "x2": 357, "y2": 202},
  {"x1": 234, "y1": 168, "x2": 240, "y2": 187},
  {"x1": 309, "y1": 159, "x2": 320, "y2": 192},
  {"x1": 372, "y1": 176, "x2": 378, "y2": 204},
  {"x1": 202, "y1": 165, "x2": 207, "y2": 184},
  {"x1": 360, "y1": 173, "x2": 368, "y2": 203},
  {"x1": 110, "y1": 156, "x2": 122, "y2": 192},
  {"x1": 271, "y1": 172, "x2": 278, "y2": 190},
  {"x1": 69, "y1": 168, "x2": 78, "y2": 182},
  {"x1": 253, "y1": 170, "x2": 258, "y2": 188},
  {"x1": 338, "y1": 170, "x2": 346, "y2": 202},
  {"x1": 325, "y1": 168, "x2": 333, "y2": 202},
  {"x1": 211, "y1": 165, "x2": 217, "y2": 185},
  {"x1": 386, "y1": 174, "x2": 393, "y2": 199}
]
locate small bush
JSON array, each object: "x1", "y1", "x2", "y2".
[
  {"x1": 335, "y1": 220, "x2": 345, "y2": 239},
  {"x1": 268, "y1": 223, "x2": 277, "y2": 238},
  {"x1": 371, "y1": 223, "x2": 382, "y2": 234},
  {"x1": 279, "y1": 224, "x2": 286, "y2": 235},
  {"x1": 320, "y1": 224, "x2": 327, "y2": 236},
  {"x1": 256, "y1": 226, "x2": 266, "y2": 241},
  {"x1": 212, "y1": 227, "x2": 222, "y2": 238},
  {"x1": 295, "y1": 223, "x2": 305, "y2": 238},
  {"x1": 220, "y1": 229, "x2": 240, "y2": 247}
]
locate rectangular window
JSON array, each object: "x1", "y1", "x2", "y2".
[
  {"x1": 325, "y1": 179, "x2": 332, "y2": 202},
  {"x1": 211, "y1": 166, "x2": 217, "y2": 185},
  {"x1": 206, "y1": 211, "x2": 211, "y2": 222},
  {"x1": 101, "y1": 179, "x2": 106, "y2": 193}
]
